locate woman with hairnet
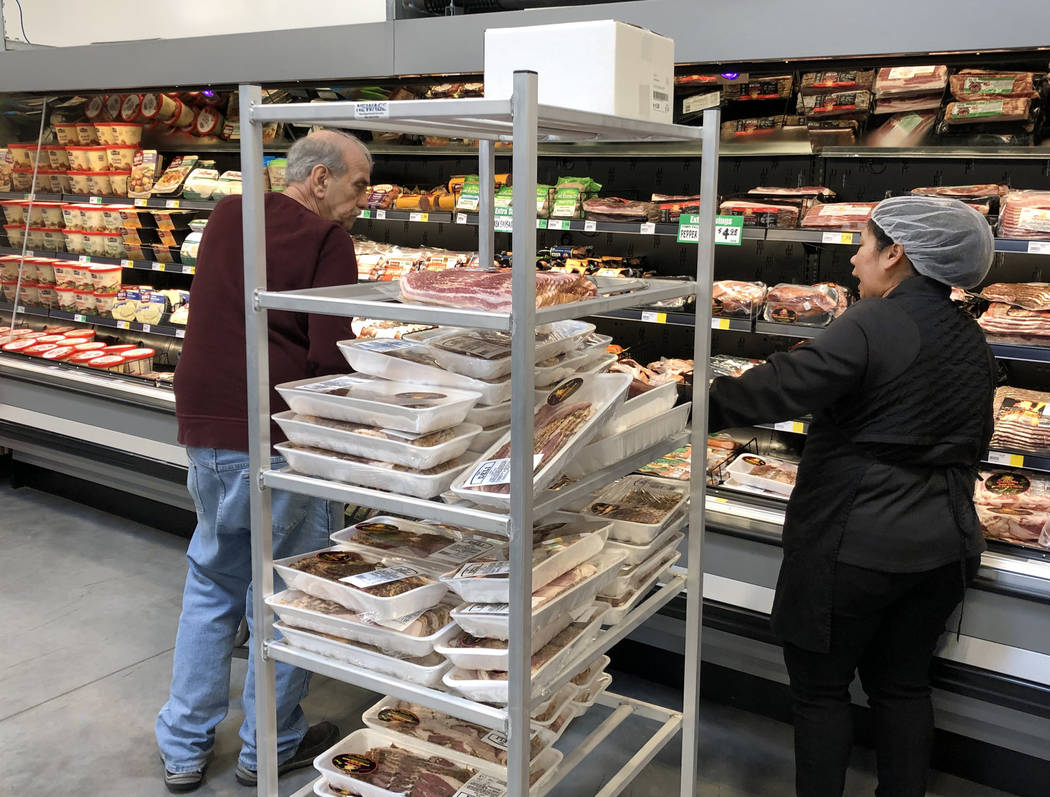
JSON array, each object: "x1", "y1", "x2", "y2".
[{"x1": 709, "y1": 196, "x2": 997, "y2": 796}]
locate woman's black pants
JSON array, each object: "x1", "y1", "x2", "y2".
[{"x1": 782, "y1": 557, "x2": 979, "y2": 797}]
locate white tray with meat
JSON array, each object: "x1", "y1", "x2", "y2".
[
  {"x1": 594, "y1": 381, "x2": 677, "y2": 441},
  {"x1": 399, "y1": 268, "x2": 599, "y2": 313},
  {"x1": 275, "y1": 442, "x2": 471, "y2": 500},
  {"x1": 330, "y1": 516, "x2": 504, "y2": 575},
  {"x1": 338, "y1": 338, "x2": 512, "y2": 405},
  {"x1": 434, "y1": 611, "x2": 575, "y2": 670},
  {"x1": 573, "y1": 672, "x2": 613, "y2": 716},
  {"x1": 451, "y1": 373, "x2": 632, "y2": 509},
  {"x1": 571, "y1": 654, "x2": 610, "y2": 690},
  {"x1": 532, "y1": 680, "x2": 580, "y2": 728},
  {"x1": 563, "y1": 402, "x2": 690, "y2": 478},
  {"x1": 273, "y1": 546, "x2": 449, "y2": 621},
  {"x1": 275, "y1": 622, "x2": 452, "y2": 688},
  {"x1": 266, "y1": 590, "x2": 457, "y2": 658},
  {"x1": 440, "y1": 516, "x2": 610, "y2": 603},
  {"x1": 361, "y1": 698, "x2": 555, "y2": 767},
  {"x1": 604, "y1": 510, "x2": 687, "y2": 566},
  {"x1": 313, "y1": 728, "x2": 509, "y2": 797},
  {"x1": 582, "y1": 475, "x2": 690, "y2": 545},
  {"x1": 424, "y1": 320, "x2": 594, "y2": 380},
  {"x1": 449, "y1": 550, "x2": 625, "y2": 639},
  {"x1": 275, "y1": 374, "x2": 481, "y2": 434},
  {"x1": 726, "y1": 453, "x2": 798, "y2": 497},
  {"x1": 599, "y1": 550, "x2": 682, "y2": 626},
  {"x1": 273, "y1": 411, "x2": 481, "y2": 471},
  {"x1": 599, "y1": 533, "x2": 684, "y2": 601},
  {"x1": 442, "y1": 604, "x2": 607, "y2": 704}
]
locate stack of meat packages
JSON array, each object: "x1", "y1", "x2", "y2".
[
  {"x1": 720, "y1": 185, "x2": 836, "y2": 229},
  {"x1": 867, "y1": 65, "x2": 947, "y2": 146},
  {"x1": 989, "y1": 385, "x2": 1050, "y2": 454},
  {"x1": 353, "y1": 237, "x2": 475, "y2": 282},
  {"x1": 909, "y1": 184, "x2": 1007, "y2": 221},
  {"x1": 939, "y1": 69, "x2": 1046, "y2": 145},
  {"x1": 714, "y1": 74, "x2": 807, "y2": 144},
  {"x1": 711, "y1": 279, "x2": 850, "y2": 326},
  {"x1": 998, "y1": 190, "x2": 1050, "y2": 239},
  {"x1": 978, "y1": 283, "x2": 1050, "y2": 345},
  {"x1": 974, "y1": 469, "x2": 1050, "y2": 549},
  {"x1": 796, "y1": 69, "x2": 875, "y2": 148}
]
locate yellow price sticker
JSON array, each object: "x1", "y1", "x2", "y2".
[
  {"x1": 712, "y1": 317, "x2": 731, "y2": 330},
  {"x1": 640, "y1": 311, "x2": 667, "y2": 324},
  {"x1": 134, "y1": 198, "x2": 147, "y2": 207}
]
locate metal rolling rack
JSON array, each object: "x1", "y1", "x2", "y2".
[{"x1": 239, "y1": 74, "x2": 720, "y2": 797}]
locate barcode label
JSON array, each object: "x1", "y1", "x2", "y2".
[
  {"x1": 375, "y1": 209, "x2": 386, "y2": 220},
  {"x1": 341, "y1": 564, "x2": 423, "y2": 589},
  {"x1": 459, "y1": 603, "x2": 510, "y2": 615},
  {"x1": 453, "y1": 773, "x2": 507, "y2": 797},
  {"x1": 584, "y1": 220, "x2": 597, "y2": 232},
  {"x1": 175, "y1": 328, "x2": 186, "y2": 338},
  {"x1": 432, "y1": 538, "x2": 499, "y2": 565},
  {"x1": 454, "y1": 561, "x2": 510, "y2": 579},
  {"x1": 165, "y1": 199, "x2": 180, "y2": 209},
  {"x1": 142, "y1": 324, "x2": 152, "y2": 333},
  {"x1": 456, "y1": 213, "x2": 468, "y2": 224},
  {"x1": 639, "y1": 222, "x2": 656, "y2": 235}
]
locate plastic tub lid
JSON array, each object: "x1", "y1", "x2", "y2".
[
  {"x1": 69, "y1": 350, "x2": 105, "y2": 363},
  {"x1": 102, "y1": 344, "x2": 136, "y2": 353},
  {"x1": 93, "y1": 289, "x2": 120, "y2": 298},
  {"x1": 3, "y1": 339, "x2": 38, "y2": 351},
  {"x1": 25, "y1": 343, "x2": 58, "y2": 355},
  {"x1": 71, "y1": 340, "x2": 105, "y2": 350},
  {"x1": 88, "y1": 355, "x2": 125, "y2": 369},
  {"x1": 42, "y1": 346, "x2": 76, "y2": 360},
  {"x1": 27, "y1": 227, "x2": 64, "y2": 233},
  {"x1": 7, "y1": 143, "x2": 37, "y2": 150},
  {"x1": 65, "y1": 145, "x2": 111, "y2": 151},
  {"x1": 109, "y1": 121, "x2": 143, "y2": 128},
  {"x1": 64, "y1": 329, "x2": 98, "y2": 340},
  {"x1": 81, "y1": 230, "x2": 113, "y2": 237},
  {"x1": 35, "y1": 334, "x2": 67, "y2": 344},
  {"x1": 121, "y1": 347, "x2": 155, "y2": 362}
]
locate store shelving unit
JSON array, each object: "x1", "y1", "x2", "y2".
[{"x1": 240, "y1": 75, "x2": 719, "y2": 796}]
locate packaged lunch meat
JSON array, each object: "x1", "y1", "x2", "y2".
[
  {"x1": 974, "y1": 470, "x2": 1050, "y2": 549},
  {"x1": 151, "y1": 155, "x2": 197, "y2": 196},
  {"x1": 763, "y1": 283, "x2": 841, "y2": 326},
  {"x1": 584, "y1": 475, "x2": 688, "y2": 544},
  {"x1": 989, "y1": 386, "x2": 1050, "y2": 455},
  {"x1": 712, "y1": 280, "x2": 767, "y2": 317},
  {"x1": 330, "y1": 515, "x2": 504, "y2": 573},
  {"x1": 726, "y1": 453, "x2": 798, "y2": 497},
  {"x1": 873, "y1": 65, "x2": 948, "y2": 98}
]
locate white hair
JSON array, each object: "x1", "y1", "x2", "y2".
[{"x1": 285, "y1": 130, "x2": 372, "y2": 185}]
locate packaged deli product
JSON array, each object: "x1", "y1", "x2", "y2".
[
  {"x1": 151, "y1": 155, "x2": 198, "y2": 196},
  {"x1": 563, "y1": 402, "x2": 690, "y2": 479},
  {"x1": 712, "y1": 280, "x2": 767, "y2": 318},
  {"x1": 434, "y1": 611, "x2": 575, "y2": 670},
  {"x1": 974, "y1": 470, "x2": 1050, "y2": 549},
  {"x1": 583, "y1": 475, "x2": 689, "y2": 544},
  {"x1": 330, "y1": 516, "x2": 504, "y2": 574},
  {"x1": 726, "y1": 453, "x2": 798, "y2": 497},
  {"x1": 762, "y1": 283, "x2": 841, "y2": 326}
]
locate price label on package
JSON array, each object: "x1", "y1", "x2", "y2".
[
  {"x1": 676, "y1": 213, "x2": 700, "y2": 243},
  {"x1": 465, "y1": 454, "x2": 543, "y2": 488},
  {"x1": 432, "y1": 538, "x2": 499, "y2": 566},
  {"x1": 342, "y1": 564, "x2": 423, "y2": 589},
  {"x1": 454, "y1": 773, "x2": 508, "y2": 797},
  {"x1": 454, "y1": 561, "x2": 510, "y2": 579},
  {"x1": 714, "y1": 215, "x2": 744, "y2": 246}
]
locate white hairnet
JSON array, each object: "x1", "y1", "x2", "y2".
[{"x1": 870, "y1": 196, "x2": 994, "y2": 289}]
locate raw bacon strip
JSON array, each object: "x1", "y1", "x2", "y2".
[
  {"x1": 400, "y1": 270, "x2": 597, "y2": 312},
  {"x1": 979, "y1": 284, "x2": 1050, "y2": 311}
]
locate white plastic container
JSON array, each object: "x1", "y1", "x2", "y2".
[
  {"x1": 275, "y1": 621, "x2": 451, "y2": 687},
  {"x1": 425, "y1": 320, "x2": 594, "y2": 380},
  {"x1": 442, "y1": 605, "x2": 607, "y2": 704},
  {"x1": 564, "y1": 402, "x2": 690, "y2": 478},
  {"x1": 605, "y1": 515, "x2": 686, "y2": 566},
  {"x1": 273, "y1": 411, "x2": 481, "y2": 471},
  {"x1": 471, "y1": 398, "x2": 514, "y2": 429},
  {"x1": 582, "y1": 475, "x2": 689, "y2": 545},
  {"x1": 725, "y1": 453, "x2": 798, "y2": 497},
  {"x1": 330, "y1": 516, "x2": 504, "y2": 574},
  {"x1": 450, "y1": 550, "x2": 624, "y2": 639},
  {"x1": 451, "y1": 373, "x2": 632, "y2": 509},
  {"x1": 266, "y1": 590, "x2": 458, "y2": 658},
  {"x1": 468, "y1": 423, "x2": 510, "y2": 453},
  {"x1": 434, "y1": 610, "x2": 575, "y2": 670},
  {"x1": 595, "y1": 381, "x2": 678, "y2": 440},
  {"x1": 573, "y1": 672, "x2": 613, "y2": 716},
  {"x1": 275, "y1": 442, "x2": 471, "y2": 500},
  {"x1": 600, "y1": 551, "x2": 681, "y2": 626},
  {"x1": 441, "y1": 520, "x2": 609, "y2": 603},
  {"x1": 339, "y1": 338, "x2": 512, "y2": 405},
  {"x1": 272, "y1": 546, "x2": 449, "y2": 621},
  {"x1": 571, "y1": 654, "x2": 610, "y2": 689},
  {"x1": 276, "y1": 373, "x2": 482, "y2": 435},
  {"x1": 532, "y1": 680, "x2": 580, "y2": 725},
  {"x1": 599, "y1": 533, "x2": 684, "y2": 600}
]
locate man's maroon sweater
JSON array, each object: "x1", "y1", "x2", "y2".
[{"x1": 174, "y1": 192, "x2": 356, "y2": 451}]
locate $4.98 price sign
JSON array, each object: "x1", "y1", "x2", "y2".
[{"x1": 676, "y1": 214, "x2": 744, "y2": 246}]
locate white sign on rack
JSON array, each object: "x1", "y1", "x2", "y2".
[
  {"x1": 1028, "y1": 241, "x2": 1050, "y2": 255},
  {"x1": 354, "y1": 101, "x2": 390, "y2": 120}
]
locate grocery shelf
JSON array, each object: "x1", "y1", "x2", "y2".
[
  {"x1": 0, "y1": 300, "x2": 50, "y2": 321},
  {"x1": 753, "y1": 320, "x2": 820, "y2": 338},
  {"x1": 0, "y1": 246, "x2": 195, "y2": 275},
  {"x1": 983, "y1": 449, "x2": 1050, "y2": 473},
  {"x1": 0, "y1": 191, "x2": 217, "y2": 211},
  {"x1": 819, "y1": 146, "x2": 1050, "y2": 160},
  {"x1": 590, "y1": 307, "x2": 701, "y2": 327},
  {"x1": 366, "y1": 140, "x2": 810, "y2": 158},
  {"x1": 989, "y1": 342, "x2": 1050, "y2": 363},
  {"x1": 48, "y1": 309, "x2": 185, "y2": 338},
  {"x1": 0, "y1": 191, "x2": 64, "y2": 202}
]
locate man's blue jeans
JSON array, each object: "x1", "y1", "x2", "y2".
[{"x1": 156, "y1": 446, "x2": 338, "y2": 773}]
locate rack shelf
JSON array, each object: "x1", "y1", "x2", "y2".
[
  {"x1": 0, "y1": 190, "x2": 217, "y2": 211},
  {"x1": 0, "y1": 247, "x2": 195, "y2": 275}
]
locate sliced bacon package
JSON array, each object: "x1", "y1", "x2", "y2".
[
  {"x1": 866, "y1": 111, "x2": 937, "y2": 146},
  {"x1": 975, "y1": 470, "x2": 1050, "y2": 549},
  {"x1": 873, "y1": 65, "x2": 949, "y2": 98},
  {"x1": 998, "y1": 192, "x2": 1050, "y2": 240},
  {"x1": 800, "y1": 202, "x2": 877, "y2": 230}
]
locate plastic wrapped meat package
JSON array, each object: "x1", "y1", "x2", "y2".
[
  {"x1": 583, "y1": 475, "x2": 689, "y2": 544},
  {"x1": 637, "y1": 444, "x2": 693, "y2": 482},
  {"x1": 974, "y1": 470, "x2": 1050, "y2": 549},
  {"x1": 866, "y1": 111, "x2": 937, "y2": 146},
  {"x1": 725, "y1": 453, "x2": 798, "y2": 498},
  {"x1": 763, "y1": 283, "x2": 841, "y2": 327},
  {"x1": 989, "y1": 386, "x2": 1050, "y2": 454},
  {"x1": 712, "y1": 281, "x2": 767, "y2": 317},
  {"x1": 800, "y1": 202, "x2": 877, "y2": 231}
]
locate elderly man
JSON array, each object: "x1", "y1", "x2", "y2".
[{"x1": 157, "y1": 130, "x2": 372, "y2": 792}]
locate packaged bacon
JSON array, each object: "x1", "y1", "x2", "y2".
[
  {"x1": 873, "y1": 65, "x2": 948, "y2": 98},
  {"x1": 800, "y1": 202, "x2": 877, "y2": 230},
  {"x1": 800, "y1": 70, "x2": 875, "y2": 95},
  {"x1": 718, "y1": 199, "x2": 799, "y2": 228},
  {"x1": 866, "y1": 111, "x2": 937, "y2": 147},
  {"x1": 949, "y1": 70, "x2": 1041, "y2": 101},
  {"x1": 975, "y1": 470, "x2": 1050, "y2": 549}
]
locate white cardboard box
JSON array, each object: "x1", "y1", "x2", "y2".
[{"x1": 484, "y1": 20, "x2": 674, "y2": 124}]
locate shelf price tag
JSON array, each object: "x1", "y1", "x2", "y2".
[
  {"x1": 548, "y1": 219, "x2": 570, "y2": 231},
  {"x1": 986, "y1": 451, "x2": 1025, "y2": 468},
  {"x1": 640, "y1": 311, "x2": 667, "y2": 324},
  {"x1": 493, "y1": 207, "x2": 513, "y2": 232},
  {"x1": 88, "y1": 196, "x2": 103, "y2": 205},
  {"x1": 175, "y1": 328, "x2": 186, "y2": 338},
  {"x1": 151, "y1": 262, "x2": 164, "y2": 271},
  {"x1": 182, "y1": 265, "x2": 195, "y2": 275},
  {"x1": 536, "y1": 218, "x2": 548, "y2": 230},
  {"x1": 774, "y1": 420, "x2": 807, "y2": 434},
  {"x1": 584, "y1": 220, "x2": 597, "y2": 232},
  {"x1": 676, "y1": 213, "x2": 700, "y2": 243},
  {"x1": 78, "y1": 255, "x2": 91, "y2": 264},
  {"x1": 120, "y1": 259, "x2": 134, "y2": 269},
  {"x1": 141, "y1": 323, "x2": 152, "y2": 333},
  {"x1": 639, "y1": 222, "x2": 656, "y2": 235},
  {"x1": 116, "y1": 320, "x2": 130, "y2": 330},
  {"x1": 408, "y1": 212, "x2": 429, "y2": 223},
  {"x1": 455, "y1": 213, "x2": 468, "y2": 225},
  {"x1": 359, "y1": 209, "x2": 372, "y2": 219},
  {"x1": 375, "y1": 209, "x2": 386, "y2": 220},
  {"x1": 133, "y1": 198, "x2": 148, "y2": 207},
  {"x1": 821, "y1": 231, "x2": 856, "y2": 245},
  {"x1": 1028, "y1": 241, "x2": 1050, "y2": 255},
  {"x1": 714, "y1": 215, "x2": 744, "y2": 246},
  {"x1": 73, "y1": 313, "x2": 87, "y2": 322},
  {"x1": 165, "y1": 199, "x2": 180, "y2": 209},
  {"x1": 712, "y1": 317, "x2": 731, "y2": 330}
]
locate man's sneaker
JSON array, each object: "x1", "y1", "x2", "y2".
[
  {"x1": 235, "y1": 721, "x2": 340, "y2": 786},
  {"x1": 162, "y1": 762, "x2": 205, "y2": 794}
]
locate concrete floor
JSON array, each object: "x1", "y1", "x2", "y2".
[{"x1": 0, "y1": 482, "x2": 1013, "y2": 797}]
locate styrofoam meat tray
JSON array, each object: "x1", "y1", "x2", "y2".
[
  {"x1": 599, "y1": 551, "x2": 682, "y2": 626},
  {"x1": 275, "y1": 621, "x2": 452, "y2": 688},
  {"x1": 468, "y1": 423, "x2": 509, "y2": 453},
  {"x1": 573, "y1": 673, "x2": 612, "y2": 716},
  {"x1": 599, "y1": 533, "x2": 684, "y2": 600},
  {"x1": 276, "y1": 373, "x2": 481, "y2": 434},
  {"x1": 339, "y1": 338, "x2": 512, "y2": 405},
  {"x1": 272, "y1": 545, "x2": 449, "y2": 621},
  {"x1": 471, "y1": 398, "x2": 513, "y2": 429},
  {"x1": 361, "y1": 696, "x2": 557, "y2": 767},
  {"x1": 275, "y1": 441, "x2": 471, "y2": 500},
  {"x1": 571, "y1": 654, "x2": 610, "y2": 689},
  {"x1": 451, "y1": 372, "x2": 632, "y2": 509},
  {"x1": 532, "y1": 680, "x2": 580, "y2": 726},
  {"x1": 725, "y1": 452, "x2": 798, "y2": 497},
  {"x1": 266, "y1": 589, "x2": 458, "y2": 658},
  {"x1": 313, "y1": 727, "x2": 506, "y2": 797},
  {"x1": 440, "y1": 520, "x2": 610, "y2": 603},
  {"x1": 330, "y1": 515, "x2": 505, "y2": 576},
  {"x1": 531, "y1": 353, "x2": 620, "y2": 402},
  {"x1": 424, "y1": 320, "x2": 594, "y2": 380},
  {"x1": 582, "y1": 474, "x2": 690, "y2": 545},
  {"x1": 434, "y1": 610, "x2": 575, "y2": 670},
  {"x1": 442, "y1": 605, "x2": 607, "y2": 704},
  {"x1": 449, "y1": 550, "x2": 625, "y2": 639},
  {"x1": 595, "y1": 381, "x2": 678, "y2": 441},
  {"x1": 563, "y1": 402, "x2": 690, "y2": 478},
  {"x1": 604, "y1": 511, "x2": 686, "y2": 566},
  {"x1": 273, "y1": 411, "x2": 482, "y2": 471}
]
